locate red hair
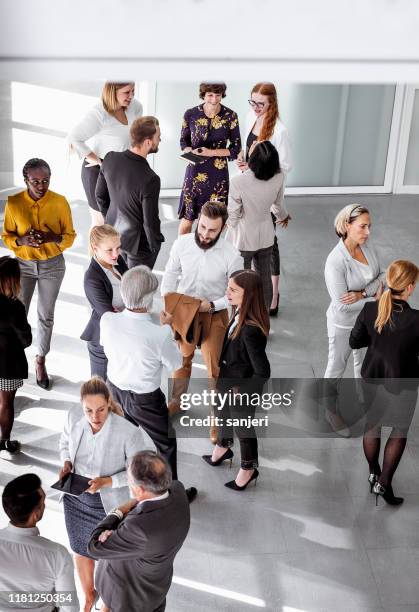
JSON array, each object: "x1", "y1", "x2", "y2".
[{"x1": 251, "y1": 82, "x2": 279, "y2": 142}]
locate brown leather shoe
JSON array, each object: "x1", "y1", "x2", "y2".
[
  {"x1": 35, "y1": 355, "x2": 50, "y2": 390},
  {"x1": 168, "y1": 400, "x2": 181, "y2": 417}
]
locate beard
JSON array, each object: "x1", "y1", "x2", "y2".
[{"x1": 194, "y1": 227, "x2": 222, "y2": 250}]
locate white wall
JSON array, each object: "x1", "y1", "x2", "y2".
[{"x1": 1, "y1": 0, "x2": 419, "y2": 81}]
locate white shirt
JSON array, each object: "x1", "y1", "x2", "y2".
[
  {"x1": 137, "y1": 490, "x2": 169, "y2": 512},
  {"x1": 244, "y1": 111, "x2": 293, "y2": 175},
  {"x1": 95, "y1": 258, "x2": 124, "y2": 311},
  {"x1": 0, "y1": 524, "x2": 78, "y2": 612},
  {"x1": 68, "y1": 99, "x2": 143, "y2": 159},
  {"x1": 74, "y1": 416, "x2": 111, "y2": 480},
  {"x1": 160, "y1": 234, "x2": 243, "y2": 311},
  {"x1": 100, "y1": 311, "x2": 183, "y2": 394}
]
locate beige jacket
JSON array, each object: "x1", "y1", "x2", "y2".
[{"x1": 225, "y1": 169, "x2": 288, "y2": 251}]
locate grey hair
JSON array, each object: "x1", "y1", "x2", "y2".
[
  {"x1": 334, "y1": 203, "x2": 370, "y2": 238},
  {"x1": 120, "y1": 265, "x2": 158, "y2": 310},
  {"x1": 128, "y1": 451, "x2": 172, "y2": 494}
]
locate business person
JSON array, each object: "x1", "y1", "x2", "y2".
[
  {"x1": 95, "y1": 116, "x2": 164, "y2": 269},
  {"x1": 58, "y1": 377, "x2": 155, "y2": 612},
  {"x1": 178, "y1": 82, "x2": 241, "y2": 235},
  {"x1": 0, "y1": 257, "x2": 32, "y2": 454},
  {"x1": 68, "y1": 81, "x2": 142, "y2": 226},
  {"x1": 81, "y1": 224, "x2": 127, "y2": 380},
  {"x1": 350, "y1": 260, "x2": 419, "y2": 506},
  {"x1": 88, "y1": 451, "x2": 190, "y2": 612},
  {"x1": 0, "y1": 474, "x2": 79, "y2": 612},
  {"x1": 237, "y1": 82, "x2": 293, "y2": 315},
  {"x1": 203, "y1": 270, "x2": 270, "y2": 491},
  {"x1": 324, "y1": 204, "x2": 384, "y2": 379},
  {"x1": 226, "y1": 140, "x2": 290, "y2": 310},
  {"x1": 2, "y1": 158, "x2": 76, "y2": 389}
]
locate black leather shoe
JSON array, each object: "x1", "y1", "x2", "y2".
[
  {"x1": 186, "y1": 487, "x2": 198, "y2": 504},
  {"x1": 225, "y1": 468, "x2": 259, "y2": 491},
  {"x1": 35, "y1": 356, "x2": 50, "y2": 390},
  {"x1": 373, "y1": 482, "x2": 404, "y2": 506},
  {"x1": 202, "y1": 448, "x2": 233, "y2": 467}
]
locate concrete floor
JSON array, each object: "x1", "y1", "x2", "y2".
[{"x1": 1, "y1": 193, "x2": 419, "y2": 612}]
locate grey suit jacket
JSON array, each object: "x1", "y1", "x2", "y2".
[
  {"x1": 88, "y1": 480, "x2": 190, "y2": 612},
  {"x1": 226, "y1": 169, "x2": 287, "y2": 251},
  {"x1": 59, "y1": 408, "x2": 155, "y2": 512},
  {"x1": 324, "y1": 239, "x2": 385, "y2": 329}
]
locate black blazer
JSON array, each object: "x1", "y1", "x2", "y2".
[
  {"x1": 350, "y1": 300, "x2": 419, "y2": 379},
  {"x1": 88, "y1": 481, "x2": 190, "y2": 612},
  {"x1": 0, "y1": 295, "x2": 32, "y2": 379},
  {"x1": 81, "y1": 256, "x2": 128, "y2": 344},
  {"x1": 219, "y1": 320, "x2": 271, "y2": 391},
  {"x1": 95, "y1": 150, "x2": 165, "y2": 256}
]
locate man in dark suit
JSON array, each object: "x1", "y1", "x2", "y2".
[
  {"x1": 95, "y1": 116, "x2": 164, "y2": 269},
  {"x1": 88, "y1": 450, "x2": 190, "y2": 612}
]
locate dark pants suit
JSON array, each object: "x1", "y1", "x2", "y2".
[{"x1": 216, "y1": 320, "x2": 270, "y2": 469}]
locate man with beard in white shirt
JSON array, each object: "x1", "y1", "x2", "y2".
[{"x1": 161, "y1": 202, "x2": 243, "y2": 434}]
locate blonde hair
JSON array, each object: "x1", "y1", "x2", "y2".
[
  {"x1": 375, "y1": 260, "x2": 419, "y2": 333},
  {"x1": 102, "y1": 82, "x2": 134, "y2": 114},
  {"x1": 89, "y1": 224, "x2": 120, "y2": 256},
  {"x1": 80, "y1": 376, "x2": 123, "y2": 416},
  {"x1": 334, "y1": 203, "x2": 370, "y2": 238}
]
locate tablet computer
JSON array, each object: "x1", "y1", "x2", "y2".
[
  {"x1": 180, "y1": 152, "x2": 210, "y2": 164},
  {"x1": 51, "y1": 472, "x2": 91, "y2": 497}
]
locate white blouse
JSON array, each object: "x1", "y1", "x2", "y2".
[
  {"x1": 95, "y1": 257, "x2": 124, "y2": 311},
  {"x1": 243, "y1": 111, "x2": 293, "y2": 175},
  {"x1": 68, "y1": 99, "x2": 143, "y2": 159}
]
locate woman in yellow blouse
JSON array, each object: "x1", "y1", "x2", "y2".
[{"x1": 2, "y1": 158, "x2": 76, "y2": 389}]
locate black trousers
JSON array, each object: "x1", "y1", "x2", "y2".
[
  {"x1": 81, "y1": 161, "x2": 101, "y2": 211},
  {"x1": 241, "y1": 245, "x2": 273, "y2": 311},
  {"x1": 216, "y1": 388, "x2": 258, "y2": 470},
  {"x1": 122, "y1": 247, "x2": 160, "y2": 270},
  {"x1": 270, "y1": 212, "x2": 280, "y2": 276},
  {"x1": 108, "y1": 382, "x2": 178, "y2": 479},
  {"x1": 87, "y1": 341, "x2": 107, "y2": 381}
]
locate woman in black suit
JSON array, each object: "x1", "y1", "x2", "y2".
[
  {"x1": 0, "y1": 256, "x2": 32, "y2": 453},
  {"x1": 350, "y1": 259, "x2": 419, "y2": 506},
  {"x1": 202, "y1": 269, "x2": 270, "y2": 490},
  {"x1": 81, "y1": 225, "x2": 128, "y2": 379}
]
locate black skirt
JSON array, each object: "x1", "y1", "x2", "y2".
[
  {"x1": 81, "y1": 161, "x2": 101, "y2": 211},
  {"x1": 63, "y1": 491, "x2": 106, "y2": 558}
]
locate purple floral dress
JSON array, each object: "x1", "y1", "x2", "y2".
[{"x1": 178, "y1": 104, "x2": 241, "y2": 220}]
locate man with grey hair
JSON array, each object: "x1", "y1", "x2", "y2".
[
  {"x1": 88, "y1": 451, "x2": 190, "y2": 612},
  {"x1": 100, "y1": 266, "x2": 197, "y2": 502}
]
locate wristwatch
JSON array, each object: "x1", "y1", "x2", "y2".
[
  {"x1": 108, "y1": 508, "x2": 123, "y2": 520},
  {"x1": 208, "y1": 301, "x2": 215, "y2": 315}
]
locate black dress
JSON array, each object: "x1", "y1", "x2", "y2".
[
  {"x1": 350, "y1": 299, "x2": 419, "y2": 430},
  {"x1": 0, "y1": 295, "x2": 32, "y2": 390}
]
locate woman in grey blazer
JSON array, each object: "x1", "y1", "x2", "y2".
[
  {"x1": 324, "y1": 204, "x2": 385, "y2": 381},
  {"x1": 58, "y1": 376, "x2": 155, "y2": 612},
  {"x1": 226, "y1": 141, "x2": 290, "y2": 310}
]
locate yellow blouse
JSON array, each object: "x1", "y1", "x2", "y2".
[{"x1": 2, "y1": 190, "x2": 76, "y2": 261}]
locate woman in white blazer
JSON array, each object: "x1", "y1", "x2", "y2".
[
  {"x1": 226, "y1": 141, "x2": 290, "y2": 310},
  {"x1": 237, "y1": 82, "x2": 292, "y2": 315},
  {"x1": 324, "y1": 204, "x2": 385, "y2": 379},
  {"x1": 68, "y1": 82, "x2": 143, "y2": 226},
  {"x1": 58, "y1": 376, "x2": 155, "y2": 612}
]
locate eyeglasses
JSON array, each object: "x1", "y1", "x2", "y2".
[
  {"x1": 248, "y1": 99, "x2": 266, "y2": 109},
  {"x1": 26, "y1": 179, "x2": 50, "y2": 186}
]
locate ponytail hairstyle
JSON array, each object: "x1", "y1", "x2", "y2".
[
  {"x1": 374, "y1": 260, "x2": 419, "y2": 334},
  {"x1": 89, "y1": 224, "x2": 120, "y2": 257},
  {"x1": 80, "y1": 376, "x2": 123, "y2": 416},
  {"x1": 229, "y1": 270, "x2": 270, "y2": 339},
  {"x1": 251, "y1": 82, "x2": 279, "y2": 142}
]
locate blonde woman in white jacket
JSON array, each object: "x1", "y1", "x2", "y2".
[{"x1": 237, "y1": 82, "x2": 292, "y2": 315}]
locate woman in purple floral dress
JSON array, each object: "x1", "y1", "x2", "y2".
[{"x1": 178, "y1": 82, "x2": 241, "y2": 234}]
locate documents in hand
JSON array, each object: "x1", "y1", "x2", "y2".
[
  {"x1": 51, "y1": 472, "x2": 91, "y2": 497},
  {"x1": 180, "y1": 151, "x2": 210, "y2": 165}
]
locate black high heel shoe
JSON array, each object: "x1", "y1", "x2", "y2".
[
  {"x1": 373, "y1": 482, "x2": 404, "y2": 506},
  {"x1": 202, "y1": 448, "x2": 233, "y2": 467},
  {"x1": 224, "y1": 468, "x2": 259, "y2": 491},
  {"x1": 0, "y1": 439, "x2": 21, "y2": 454},
  {"x1": 269, "y1": 293, "x2": 280, "y2": 317},
  {"x1": 368, "y1": 473, "x2": 378, "y2": 493}
]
